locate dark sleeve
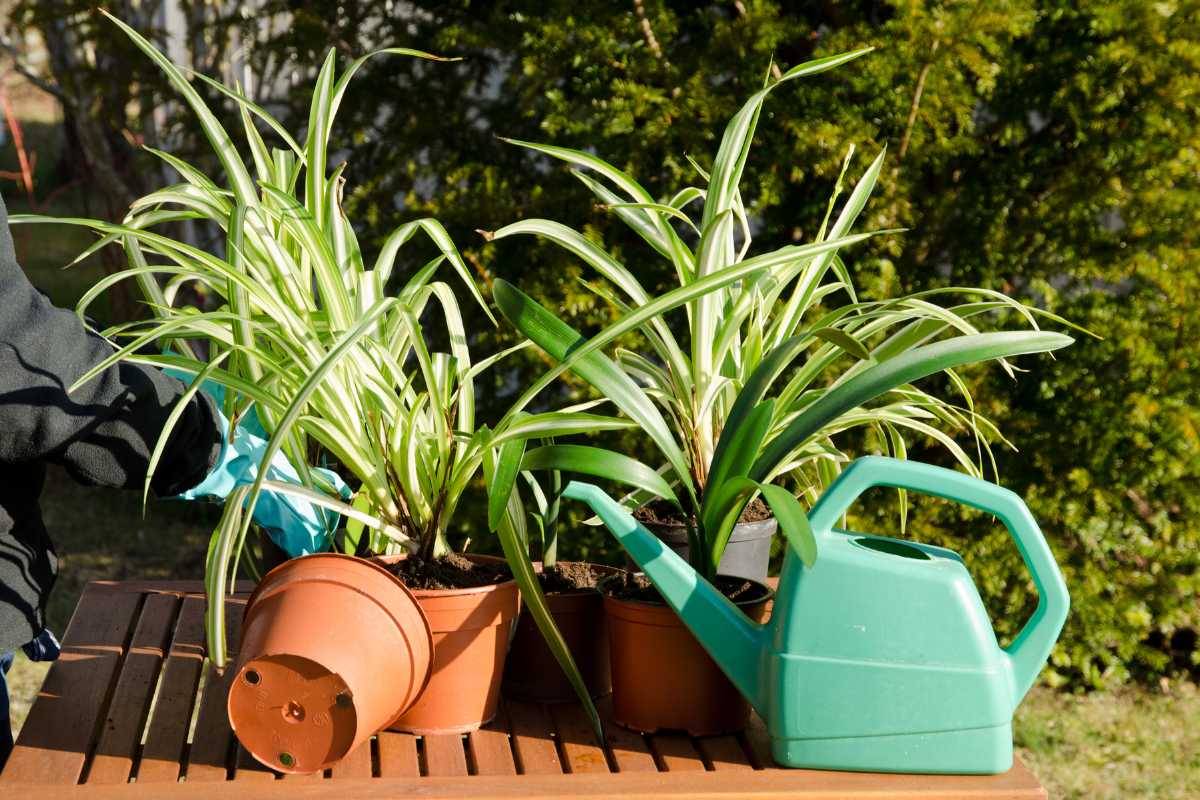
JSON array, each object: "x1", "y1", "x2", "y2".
[{"x1": 0, "y1": 194, "x2": 222, "y2": 495}]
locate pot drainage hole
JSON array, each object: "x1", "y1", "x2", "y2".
[{"x1": 283, "y1": 701, "x2": 305, "y2": 723}]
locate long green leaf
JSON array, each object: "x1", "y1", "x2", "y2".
[
  {"x1": 493, "y1": 279, "x2": 695, "y2": 503},
  {"x1": 522, "y1": 445, "x2": 679, "y2": 507},
  {"x1": 483, "y1": 448, "x2": 602, "y2": 738},
  {"x1": 751, "y1": 331, "x2": 1074, "y2": 480}
]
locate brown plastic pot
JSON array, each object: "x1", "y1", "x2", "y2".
[
  {"x1": 228, "y1": 553, "x2": 433, "y2": 774},
  {"x1": 502, "y1": 561, "x2": 618, "y2": 703},
  {"x1": 604, "y1": 573, "x2": 773, "y2": 735},
  {"x1": 377, "y1": 555, "x2": 521, "y2": 734}
]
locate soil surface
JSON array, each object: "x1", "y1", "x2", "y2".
[
  {"x1": 538, "y1": 561, "x2": 606, "y2": 594},
  {"x1": 385, "y1": 553, "x2": 511, "y2": 590},
  {"x1": 604, "y1": 571, "x2": 769, "y2": 605},
  {"x1": 633, "y1": 496, "x2": 772, "y2": 526}
]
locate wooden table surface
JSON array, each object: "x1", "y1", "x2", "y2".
[{"x1": 0, "y1": 579, "x2": 1047, "y2": 798}]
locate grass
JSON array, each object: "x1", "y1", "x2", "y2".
[
  {"x1": 1016, "y1": 683, "x2": 1200, "y2": 799},
  {"x1": 3, "y1": 61, "x2": 1198, "y2": 800}
]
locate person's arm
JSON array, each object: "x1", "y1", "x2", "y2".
[{"x1": 0, "y1": 194, "x2": 221, "y2": 494}]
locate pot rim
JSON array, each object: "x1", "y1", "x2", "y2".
[{"x1": 598, "y1": 569, "x2": 775, "y2": 609}]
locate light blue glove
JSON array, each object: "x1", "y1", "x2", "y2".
[{"x1": 165, "y1": 369, "x2": 349, "y2": 557}]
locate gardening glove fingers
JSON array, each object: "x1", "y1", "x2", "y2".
[
  {"x1": 251, "y1": 462, "x2": 350, "y2": 558},
  {"x1": 164, "y1": 371, "x2": 350, "y2": 557}
]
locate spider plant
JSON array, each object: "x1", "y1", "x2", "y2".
[
  {"x1": 12, "y1": 12, "x2": 623, "y2": 734},
  {"x1": 484, "y1": 49, "x2": 1081, "y2": 581}
]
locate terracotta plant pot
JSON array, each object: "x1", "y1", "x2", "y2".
[
  {"x1": 228, "y1": 554, "x2": 433, "y2": 774},
  {"x1": 502, "y1": 561, "x2": 618, "y2": 703},
  {"x1": 604, "y1": 573, "x2": 773, "y2": 735},
  {"x1": 378, "y1": 555, "x2": 521, "y2": 734}
]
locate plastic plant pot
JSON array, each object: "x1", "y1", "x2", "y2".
[
  {"x1": 502, "y1": 561, "x2": 620, "y2": 703},
  {"x1": 603, "y1": 572, "x2": 773, "y2": 736},
  {"x1": 376, "y1": 555, "x2": 521, "y2": 734},
  {"x1": 228, "y1": 553, "x2": 433, "y2": 774}
]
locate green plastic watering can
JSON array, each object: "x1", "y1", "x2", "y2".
[{"x1": 563, "y1": 456, "x2": 1069, "y2": 775}]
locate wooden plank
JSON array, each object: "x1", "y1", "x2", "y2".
[
  {"x1": 86, "y1": 593, "x2": 180, "y2": 785},
  {"x1": 598, "y1": 696, "x2": 656, "y2": 773},
  {"x1": 647, "y1": 733, "x2": 706, "y2": 772},
  {"x1": 89, "y1": 580, "x2": 254, "y2": 595},
  {"x1": 183, "y1": 597, "x2": 243, "y2": 783},
  {"x1": 279, "y1": 769, "x2": 325, "y2": 781},
  {"x1": 0, "y1": 756, "x2": 1049, "y2": 798},
  {"x1": 331, "y1": 741, "x2": 373, "y2": 779},
  {"x1": 423, "y1": 734, "x2": 468, "y2": 777},
  {"x1": 377, "y1": 732, "x2": 419, "y2": 778},
  {"x1": 549, "y1": 702, "x2": 610, "y2": 774},
  {"x1": 137, "y1": 596, "x2": 207, "y2": 783},
  {"x1": 1, "y1": 584, "x2": 142, "y2": 785},
  {"x1": 696, "y1": 735, "x2": 755, "y2": 771},
  {"x1": 233, "y1": 743, "x2": 278, "y2": 782},
  {"x1": 467, "y1": 715, "x2": 516, "y2": 776},
  {"x1": 503, "y1": 701, "x2": 561, "y2": 776}
]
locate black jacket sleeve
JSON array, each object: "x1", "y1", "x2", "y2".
[{"x1": 0, "y1": 194, "x2": 221, "y2": 495}]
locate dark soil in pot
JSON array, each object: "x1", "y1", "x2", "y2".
[
  {"x1": 602, "y1": 569, "x2": 773, "y2": 736},
  {"x1": 502, "y1": 560, "x2": 618, "y2": 704},
  {"x1": 383, "y1": 552, "x2": 511, "y2": 589},
  {"x1": 607, "y1": 570, "x2": 770, "y2": 605},
  {"x1": 631, "y1": 499, "x2": 778, "y2": 583}
]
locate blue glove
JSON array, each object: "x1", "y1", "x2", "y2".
[{"x1": 165, "y1": 369, "x2": 349, "y2": 557}]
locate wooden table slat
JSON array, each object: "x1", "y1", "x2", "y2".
[
  {"x1": 548, "y1": 702, "x2": 609, "y2": 774},
  {"x1": 136, "y1": 596, "x2": 207, "y2": 783},
  {"x1": 0, "y1": 580, "x2": 1047, "y2": 798},
  {"x1": 467, "y1": 715, "x2": 516, "y2": 776},
  {"x1": 182, "y1": 596, "x2": 243, "y2": 783},
  {"x1": 696, "y1": 734, "x2": 756, "y2": 771},
  {"x1": 422, "y1": 734, "x2": 468, "y2": 777},
  {"x1": 503, "y1": 701, "x2": 562, "y2": 776},
  {"x1": 233, "y1": 743, "x2": 278, "y2": 782},
  {"x1": 376, "y1": 732, "x2": 419, "y2": 778},
  {"x1": 649, "y1": 733, "x2": 708, "y2": 773},
  {"x1": 330, "y1": 740, "x2": 373, "y2": 779},
  {"x1": 597, "y1": 697, "x2": 656, "y2": 773},
  {"x1": 84, "y1": 592, "x2": 179, "y2": 785},
  {"x1": 1, "y1": 585, "x2": 142, "y2": 785}
]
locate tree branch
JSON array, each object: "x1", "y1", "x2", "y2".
[
  {"x1": 0, "y1": 36, "x2": 69, "y2": 105},
  {"x1": 633, "y1": 0, "x2": 669, "y2": 68},
  {"x1": 899, "y1": 39, "x2": 940, "y2": 160}
]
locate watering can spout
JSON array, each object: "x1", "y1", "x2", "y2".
[{"x1": 562, "y1": 481, "x2": 769, "y2": 714}]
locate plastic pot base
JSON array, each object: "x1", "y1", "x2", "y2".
[{"x1": 228, "y1": 653, "x2": 357, "y2": 774}]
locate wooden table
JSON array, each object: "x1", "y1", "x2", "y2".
[{"x1": 0, "y1": 580, "x2": 1046, "y2": 798}]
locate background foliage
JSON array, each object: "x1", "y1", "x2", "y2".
[{"x1": 3, "y1": 0, "x2": 1197, "y2": 690}]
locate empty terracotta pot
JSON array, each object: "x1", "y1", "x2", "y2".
[
  {"x1": 502, "y1": 561, "x2": 618, "y2": 703},
  {"x1": 228, "y1": 554, "x2": 433, "y2": 774},
  {"x1": 604, "y1": 573, "x2": 772, "y2": 735},
  {"x1": 378, "y1": 555, "x2": 521, "y2": 734}
]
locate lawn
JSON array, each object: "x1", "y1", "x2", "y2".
[{"x1": 3, "y1": 64, "x2": 1198, "y2": 800}]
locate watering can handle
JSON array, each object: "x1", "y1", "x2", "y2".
[{"x1": 808, "y1": 456, "x2": 1069, "y2": 707}]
